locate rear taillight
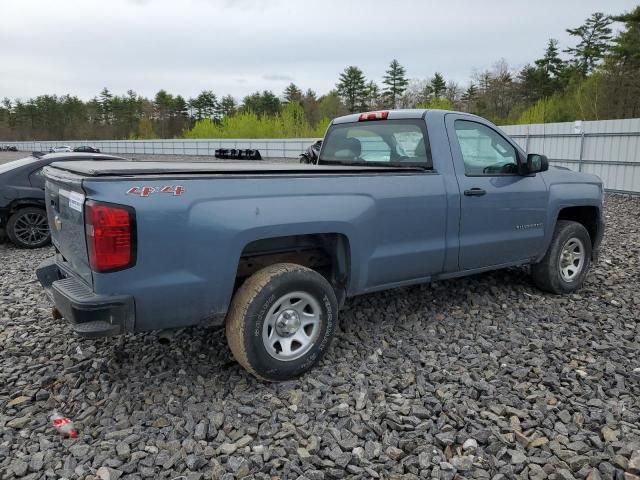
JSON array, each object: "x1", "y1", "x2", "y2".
[
  {"x1": 358, "y1": 111, "x2": 389, "y2": 121},
  {"x1": 85, "y1": 201, "x2": 136, "y2": 272}
]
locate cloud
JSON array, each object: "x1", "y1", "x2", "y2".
[
  {"x1": 262, "y1": 74, "x2": 294, "y2": 82},
  {"x1": 0, "y1": 0, "x2": 635, "y2": 101}
]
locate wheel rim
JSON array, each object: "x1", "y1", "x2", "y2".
[
  {"x1": 13, "y1": 211, "x2": 49, "y2": 246},
  {"x1": 558, "y1": 237, "x2": 585, "y2": 282},
  {"x1": 262, "y1": 291, "x2": 322, "y2": 362}
]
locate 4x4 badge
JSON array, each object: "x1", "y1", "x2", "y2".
[{"x1": 127, "y1": 185, "x2": 184, "y2": 197}]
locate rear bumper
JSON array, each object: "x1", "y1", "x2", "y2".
[{"x1": 36, "y1": 256, "x2": 135, "y2": 338}]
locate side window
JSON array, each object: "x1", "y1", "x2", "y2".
[{"x1": 454, "y1": 120, "x2": 519, "y2": 175}]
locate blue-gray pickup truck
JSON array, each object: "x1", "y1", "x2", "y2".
[{"x1": 36, "y1": 109, "x2": 604, "y2": 381}]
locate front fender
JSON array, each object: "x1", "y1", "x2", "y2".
[{"x1": 538, "y1": 182, "x2": 603, "y2": 261}]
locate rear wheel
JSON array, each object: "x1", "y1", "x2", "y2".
[
  {"x1": 7, "y1": 207, "x2": 51, "y2": 249},
  {"x1": 531, "y1": 220, "x2": 592, "y2": 294},
  {"x1": 226, "y1": 263, "x2": 338, "y2": 381}
]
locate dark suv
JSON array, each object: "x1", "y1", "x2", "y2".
[{"x1": 0, "y1": 152, "x2": 128, "y2": 248}]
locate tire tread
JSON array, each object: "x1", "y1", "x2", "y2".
[
  {"x1": 532, "y1": 220, "x2": 591, "y2": 294},
  {"x1": 225, "y1": 263, "x2": 319, "y2": 381}
]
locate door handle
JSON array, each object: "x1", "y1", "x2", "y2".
[{"x1": 464, "y1": 188, "x2": 487, "y2": 196}]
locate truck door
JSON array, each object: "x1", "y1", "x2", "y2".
[{"x1": 445, "y1": 114, "x2": 548, "y2": 270}]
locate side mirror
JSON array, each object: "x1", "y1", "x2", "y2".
[{"x1": 526, "y1": 153, "x2": 549, "y2": 174}]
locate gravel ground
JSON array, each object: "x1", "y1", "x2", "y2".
[
  {"x1": 1, "y1": 194, "x2": 639, "y2": 480},
  {"x1": 0, "y1": 151, "x2": 25, "y2": 164}
]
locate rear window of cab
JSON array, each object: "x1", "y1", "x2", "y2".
[{"x1": 319, "y1": 119, "x2": 432, "y2": 169}]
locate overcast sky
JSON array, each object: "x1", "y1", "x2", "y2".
[{"x1": 1, "y1": 0, "x2": 637, "y2": 102}]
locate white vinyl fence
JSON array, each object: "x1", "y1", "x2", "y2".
[
  {"x1": 3, "y1": 138, "x2": 318, "y2": 160},
  {"x1": 3, "y1": 117, "x2": 640, "y2": 194},
  {"x1": 501, "y1": 118, "x2": 640, "y2": 195}
]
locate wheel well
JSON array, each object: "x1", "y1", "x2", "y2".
[
  {"x1": 557, "y1": 206, "x2": 600, "y2": 245},
  {"x1": 235, "y1": 233, "x2": 350, "y2": 302},
  {"x1": 9, "y1": 199, "x2": 45, "y2": 216}
]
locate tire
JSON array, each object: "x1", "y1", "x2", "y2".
[
  {"x1": 6, "y1": 207, "x2": 51, "y2": 249},
  {"x1": 226, "y1": 263, "x2": 338, "y2": 382},
  {"x1": 531, "y1": 220, "x2": 592, "y2": 294}
]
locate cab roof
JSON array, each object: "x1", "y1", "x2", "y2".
[{"x1": 330, "y1": 109, "x2": 481, "y2": 125}]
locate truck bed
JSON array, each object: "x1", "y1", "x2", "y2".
[{"x1": 48, "y1": 160, "x2": 422, "y2": 177}]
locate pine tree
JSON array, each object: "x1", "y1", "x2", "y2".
[
  {"x1": 382, "y1": 59, "x2": 408, "y2": 108},
  {"x1": 336, "y1": 66, "x2": 367, "y2": 113},
  {"x1": 460, "y1": 84, "x2": 478, "y2": 111},
  {"x1": 302, "y1": 89, "x2": 320, "y2": 126},
  {"x1": 99, "y1": 87, "x2": 113, "y2": 124},
  {"x1": 242, "y1": 91, "x2": 281, "y2": 116},
  {"x1": 610, "y1": 6, "x2": 640, "y2": 65},
  {"x1": 283, "y1": 83, "x2": 303, "y2": 103},
  {"x1": 565, "y1": 12, "x2": 613, "y2": 75},
  {"x1": 535, "y1": 39, "x2": 565, "y2": 78},
  {"x1": 429, "y1": 73, "x2": 447, "y2": 99},
  {"x1": 605, "y1": 6, "x2": 640, "y2": 118},
  {"x1": 365, "y1": 81, "x2": 382, "y2": 109}
]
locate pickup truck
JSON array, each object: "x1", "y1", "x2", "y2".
[{"x1": 36, "y1": 109, "x2": 604, "y2": 381}]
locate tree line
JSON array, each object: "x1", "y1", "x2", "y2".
[{"x1": 0, "y1": 6, "x2": 638, "y2": 141}]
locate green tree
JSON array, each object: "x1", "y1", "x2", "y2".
[
  {"x1": 517, "y1": 65, "x2": 548, "y2": 104},
  {"x1": 242, "y1": 90, "x2": 281, "y2": 116},
  {"x1": 301, "y1": 89, "x2": 320, "y2": 127},
  {"x1": 535, "y1": 39, "x2": 565, "y2": 78},
  {"x1": 382, "y1": 59, "x2": 408, "y2": 108},
  {"x1": 429, "y1": 73, "x2": 447, "y2": 99},
  {"x1": 154, "y1": 89, "x2": 176, "y2": 138},
  {"x1": 602, "y1": 6, "x2": 640, "y2": 118},
  {"x1": 317, "y1": 91, "x2": 346, "y2": 119},
  {"x1": 610, "y1": 6, "x2": 640, "y2": 63},
  {"x1": 365, "y1": 81, "x2": 382, "y2": 109},
  {"x1": 220, "y1": 95, "x2": 237, "y2": 118},
  {"x1": 283, "y1": 83, "x2": 303, "y2": 103},
  {"x1": 189, "y1": 90, "x2": 219, "y2": 121},
  {"x1": 98, "y1": 87, "x2": 113, "y2": 124},
  {"x1": 336, "y1": 66, "x2": 367, "y2": 113},
  {"x1": 460, "y1": 84, "x2": 478, "y2": 112},
  {"x1": 136, "y1": 117, "x2": 157, "y2": 139},
  {"x1": 565, "y1": 12, "x2": 613, "y2": 75}
]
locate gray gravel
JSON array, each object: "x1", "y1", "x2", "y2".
[{"x1": 1, "y1": 194, "x2": 639, "y2": 480}]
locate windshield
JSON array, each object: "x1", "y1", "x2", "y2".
[
  {"x1": 318, "y1": 119, "x2": 431, "y2": 168},
  {"x1": 0, "y1": 156, "x2": 37, "y2": 175}
]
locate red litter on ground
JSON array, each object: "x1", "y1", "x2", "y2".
[{"x1": 50, "y1": 411, "x2": 78, "y2": 439}]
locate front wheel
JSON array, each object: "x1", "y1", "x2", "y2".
[
  {"x1": 531, "y1": 220, "x2": 592, "y2": 294},
  {"x1": 226, "y1": 263, "x2": 338, "y2": 381},
  {"x1": 6, "y1": 207, "x2": 51, "y2": 249}
]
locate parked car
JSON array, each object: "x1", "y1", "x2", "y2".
[
  {"x1": 0, "y1": 152, "x2": 129, "y2": 248},
  {"x1": 299, "y1": 140, "x2": 322, "y2": 164},
  {"x1": 73, "y1": 145, "x2": 101, "y2": 153},
  {"x1": 36, "y1": 109, "x2": 604, "y2": 381},
  {"x1": 49, "y1": 146, "x2": 73, "y2": 153},
  {"x1": 1, "y1": 145, "x2": 18, "y2": 151}
]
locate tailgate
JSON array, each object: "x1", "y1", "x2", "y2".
[{"x1": 44, "y1": 166, "x2": 92, "y2": 285}]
